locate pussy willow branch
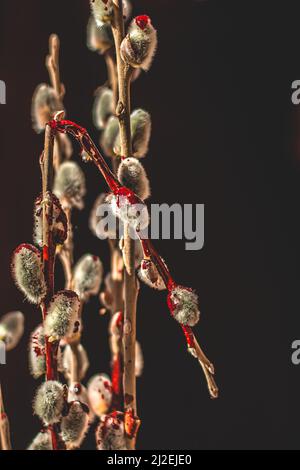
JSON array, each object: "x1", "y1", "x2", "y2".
[
  {"x1": 49, "y1": 119, "x2": 219, "y2": 400},
  {"x1": 46, "y1": 34, "x2": 64, "y2": 172},
  {"x1": 46, "y1": 36, "x2": 74, "y2": 291},
  {"x1": 40, "y1": 123, "x2": 61, "y2": 450},
  {"x1": 111, "y1": 0, "x2": 140, "y2": 449},
  {"x1": 46, "y1": 38, "x2": 82, "y2": 387},
  {"x1": 0, "y1": 383, "x2": 12, "y2": 450}
]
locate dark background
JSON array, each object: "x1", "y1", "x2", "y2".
[{"x1": 0, "y1": 0, "x2": 300, "y2": 450}]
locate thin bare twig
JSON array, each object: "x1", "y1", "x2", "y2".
[{"x1": 0, "y1": 383, "x2": 12, "y2": 450}]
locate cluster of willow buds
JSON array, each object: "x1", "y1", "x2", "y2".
[{"x1": 4, "y1": 0, "x2": 217, "y2": 452}]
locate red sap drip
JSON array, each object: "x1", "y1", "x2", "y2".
[
  {"x1": 181, "y1": 326, "x2": 195, "y2": 348},
  {"x1": 1, "y1": 412, "x2": 7, "y2": 420},
  {"x1": 135, "y1": 15, "x2": 150, "y2": 30},
  {"x1": 43, "y1": 245, "x2": 49, "y2": 261}
]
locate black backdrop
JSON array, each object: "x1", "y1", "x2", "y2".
[{"x1": 0, "y1": 0, "x2": 300, "y2": 450}]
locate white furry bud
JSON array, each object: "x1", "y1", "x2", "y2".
[
  {"x1": 31, "y1": 84, "x2": 62, "y2": 133},
  {"x1": 135, "y1": 340, "x2": 144, "y2": 377},
  {"x1": 44, "y1": 290, "x2": 80, "y2": 342},
  {"x1": 29, "y1": 324, "x2": 64, "y2": 378},
  {"x1": 114, "y1": 109, "x2": 151, "y2": 158},
  {"x1": 28, "y1": 431, "x2": 52, "y2": 450},
  {"x1": 138, "y1": 259, "x2": 166, "y2": 290},
  {"x1": 11, "y1": 244, "x2": 46, "y2": 305},
  {"x1": 0, "y1": 311, "x2": 24, "y2": 351},
  {"x1": 72, "y1": 254, "x2": 103, "y2": 302},
  {"x1": 93, "y1": 87, "x2": 113, "y2": 130},
  {"x1": 96, "y1": 413, "x2": 126, "y2": 450},
  {"x1": 63, "y1": 344, "x2": 90, "y2": 382},
  {"x1": 28, "y1": 324, "x2": 46, "y2": 378},
  {"x1": 90, "y1": 0, "x2": 114, "y2": 27},
  {"x1": 33, "y1": 381, "x2": 66, "y2": 425},
  {"x1": 61, "y1": 401, "x2": 89, "y2": 449},
  {"x1": 87, "y1": 16, "x2": 114, "y2": 54},
  {"x1": 33, "y1": 193, "x2": 68, "y2": 248},
  {"x1": 120, "y1": 16, "x2": 157, "y2": 71},
  {"x1": 89, "y1": 193, "x2": 119, "y2": 240},
  {"x1": 87, "y1": 374, "x2": 112, "y2": 417},
  {"x1": 101, "y1": 116, "x2": 120, "y2": 157},
  {"x1": 110, "y1": 192, "x2": 149, "y2": 231},
  {"x1": 90, "y1": 0, "x2": 131, "y2": 27},
  {"x1": 168, "y1": 286, "x2": 200, "y2": 327},
  {"x1": 53, "y1": 161, "x2": 86, "y2": 210},
  {"x1": 117, "y1": 158, "x2": 150, "y2": 201}
]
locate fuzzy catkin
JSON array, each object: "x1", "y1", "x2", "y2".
[
  {"x1": 87, "y1": 374, "x2": 112, "y2": 417},
  {"x1": 72, "y1": 254, "x2": 103, "y2": 301},
  {"x1": 11, "y1": 244, "x2": 46, "y2": 305},
  {"x1": 114, "y1": 109, "x2": 151, "y2": 158},
  {"x1": 168, "y1": 286, "x2": 200, "y2": 327},
  {"x1": 87, "y1": 16, "x2": 114, "y2": 54},
  {"x1": 89, "y1": 193, "x2": 119, "y2": 240},
  {"x1": 135, "y1": 340, "x2": 144, "y2": 377},
  {"x1": 93, "y1": 87, "x2": 113, "y2": 130},
  {"x1": 0, "y1": 311, "x2": 24, "y2": 351},
  {"x1": 90, "y1": 0, "x2": 114, "y2": 27},
  {"x1": 138, "y1": 259, "x2": 166, "y2": 290},
  {"x1": 61, "y1": 401, "x2": 89, "y2": 448},
  {"x1": 110, "y1": 193, "x2": 149, "y2": 231},
  {"x1": 90, "y1": 0, "x2": 131, "y2": 27},
  {"x1": 53, "y1": 161, "x2": 86, "y2": 210},
  {"x1": 120, "y1": 15, "x2": 157, "y2": 71},
  {"x1": 44, "y1": 290, "x2": 80, "y2": 341},
  {"x1": 31, "y1": 83, "x2": 62, "y2": 133},
  {"x1": 101, "y1": 115, "x2": 120, "y2": 157},
  {"x1": 28, "y1": 324, "x2": 46, "y2": 379},
  {"x1": 33, "y1": 193, "x2": 68, "y2": 248},
  {"x1": 63, "y1": 344, "x2": 90, "y2": 382},
  {"x1": 33, "y1": 381, "x2": 65, "y2": 425},
  {"x1": 28, "y1": 431, "x2": 53, "y2": 450},
  {"x1": 118, "y1": 158, "x2": 150, "y2": 201},
  {"x1": 96, "y1": 413, "x2": 126, "y2": 450}
]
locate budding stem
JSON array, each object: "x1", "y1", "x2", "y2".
[
  {"x1": 111, "y1": 0, "x2": 139, "y2": 450},
  {"x1": 0, "y1": 384, "x2": 12, "y2": 450},
  {"x1": 50, "y1": 119, "x2": 219, "y2": 401},
  {"x1": 41, "y1": 123, "x2": 61, "y2": 450}
]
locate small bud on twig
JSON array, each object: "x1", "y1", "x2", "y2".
[
  {"x1": 120, "y1": 16, "x2": 157, "y2": 71},
  {"x1": 11, "y1": 244, "x2": 46, "y2": 305}
]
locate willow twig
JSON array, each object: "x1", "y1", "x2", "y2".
[
  {"x1": 0, "y1": 384, "x2": 12, "y2": 450},
  {"x1": 111, "y1": 0, "x2": 140, "y2": 449}
]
